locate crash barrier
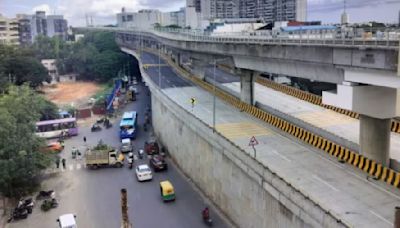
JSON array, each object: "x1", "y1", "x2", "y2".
[
  {"x1": 256, "y1": 77, "x2": 400, "y2": 134},
  {"x1": 141, "y1": 47, "x2": 400, "y2": 189}
]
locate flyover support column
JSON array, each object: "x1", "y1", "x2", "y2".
[
  {"x1": 359, "y1": 115, "x2": 391, "y2": 166},
  {"x1": 323, "y1": 81, "x2": 399, "y2": 167},
  {"x1": 236, "y1": 68, "x2": 256, "y2": 105},
  {"x1": 191, "y1": 58, "x2": 207, "y2": 80}
]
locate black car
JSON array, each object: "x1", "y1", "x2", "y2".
[{"x1": 149, "y1": 155, "x2": 168, "y2": 171}]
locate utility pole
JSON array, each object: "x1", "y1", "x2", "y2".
[{"x1": 120, "y1": 189, "x2": 132, "y2": 228}]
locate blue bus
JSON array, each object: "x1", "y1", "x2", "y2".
[{"x1": 120, "y1": 111, "x2": 138, "y2": 139}]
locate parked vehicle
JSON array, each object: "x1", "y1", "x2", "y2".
[
  {"x1": 144, "y1": 140, "x2": 159, "y2": 155},
  {"x1": 85, "y1": 141, "x2": 124, "y2": 169},
  {"x1": 150, "y1": 155, "x2": 168, "y2": 171},
  {"x1": 120, "y1": 138, "x2": 133, "y2": 153},
  {"x1": 57, "y1": 213, "x2": 77, "y2": 228},
  {"x1": 159, "y1": 180, "x2": 175, "y2": 202},
  {"x1": 7, "y1": 208, "x2": 28, "y2": 222},
  {"x1": 41, "y1": 198, "x2": 58, "y2": 211},
  {"x1": 135, "y1": 164, "x2": 152, "y2": 182},
  {"x1": 36, "y1": 190, "x2": 55, "y2": 200},
  {"x1": 17, "y1": 198, "x2": 34, "y2": 214}
]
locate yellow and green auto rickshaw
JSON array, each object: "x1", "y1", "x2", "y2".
[{"x1": 160, "y1": 180, "x2": 175, "y2": 202}]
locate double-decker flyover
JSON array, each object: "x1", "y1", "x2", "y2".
[
  {"x1": 78, "y1": 26, "x2": 400, "y2": 227},
  {"x1": 118, "y1": 46, "x2": 400, "y2": 228}
]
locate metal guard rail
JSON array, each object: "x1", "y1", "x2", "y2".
[{"x1": 82, "y1": 27, "x2": 400, "y2": 49}]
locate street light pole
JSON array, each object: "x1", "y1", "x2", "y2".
[
  {"x1": 158, "y1": 43, "x2": 161, "y2": 88},
  {"x1": 213, "y1": 58, "x2": 217, "y2": 132}
]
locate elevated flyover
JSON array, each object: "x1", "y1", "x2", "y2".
[
  {"x1": 120, "y1": 46, "x2": 400, "y2": 228},
  {"x1": 99, "y1": 26, "x2": 400, "y2": 168}
]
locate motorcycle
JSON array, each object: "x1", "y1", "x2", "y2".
[
  {"x1": 202, "y1": 209, "x2": 213, "y2": 227},
  {"x1": 17, "y1": 198, "x2": 34, "y2": 214},
  {"x1": 40, "y1": 198, "x2": 58, "y2": 211},
  {"x1": 91, "y1": 123, "x2": 102, "y2": 132},
  {"x1": 138, "y1": 149, "x2": 144, "y2": 159},
  {"x1": 104, "y1": 121, "x2": 112, "y2": 129},
  {"x1": 7, "y1": 208, "x2": 28, "y2": 223},
  {"x1": 36, "y1": 190, "x2": 55, "y2": 200}
]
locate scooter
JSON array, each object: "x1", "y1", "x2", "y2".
[{"x1": 138, "y1": 149, "x2": 144, "y2": 159}]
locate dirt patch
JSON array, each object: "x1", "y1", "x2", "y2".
[{"x1": 42, "y1": 82, "x2": 101, "y2": 108}]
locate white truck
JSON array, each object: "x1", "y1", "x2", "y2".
[{"x1": 85, "y1": 141, "x2": 124, "y2": 169}]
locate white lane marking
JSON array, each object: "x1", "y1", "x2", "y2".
[
  {"x1": 76, "y1": 164, "x2": 82, "y2": 170},
  {"x1": 270, "y1": 149, "x2": 291, "y2": 162},
  {"x1": 369, "y1": 210, "x2": 393, "y2": 226},
  {"x1": 312, "y1": 175, "x2": 340, "y2": 192},
  {"x1": 314, "y1": 151, "x2": 400, "y2": 200},
  {"x1": 69, "y1": 164, "x2": 74, "y2": 171}
]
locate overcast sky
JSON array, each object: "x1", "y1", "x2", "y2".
[{"x1": 0, "y1": 0, "x2": 399, "y2": 26}]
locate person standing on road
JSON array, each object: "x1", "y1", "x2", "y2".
[
  {"x1": 83, "y1": 136, "x2": 87, "y2": 143},
  {"x1": 56, "y1": 157, "x2": 60, "y2": 168},
  {"x1": 62, "y1": 158, "x2": 66, "y2": 169}
]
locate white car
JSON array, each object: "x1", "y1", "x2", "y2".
[
  {"x1": 135, "y1": 164, "x2": 152, "y2": 181},
  {"x1": 57, "y1": 214, "x2": 77, "y2": 228}
]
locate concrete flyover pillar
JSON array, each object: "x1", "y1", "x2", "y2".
[
  {"x1": 236, "y1": 68, "x2": 257, "y2": 105},
  {"x1": 323, "y1": 80, "x2": 399, "y2": 167},
  {"x1": 360, "y1": 115, "x2": 391, "y2": 166},
  {"x1": 191, "y1": 58, "x2": 207, "y2": 80}
]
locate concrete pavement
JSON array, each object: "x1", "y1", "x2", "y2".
[{"x1": 7, "y1": 82, "x2": 230, "y2": 228}]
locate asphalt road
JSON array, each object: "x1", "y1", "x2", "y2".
[
  {"x1": 7, "y1": 73, "x2": 230, "y2": 227},
  {"x1": 204, "y1": 67, "x2": 239, "y2": 84}
]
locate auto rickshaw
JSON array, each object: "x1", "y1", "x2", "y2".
[{"x1": 159, "y1": 180, "x2": 175, "y2": 202}]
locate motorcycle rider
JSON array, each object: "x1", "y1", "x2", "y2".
[{"x1": 202, "y1": 207, "x2": 210, "y2": 220}]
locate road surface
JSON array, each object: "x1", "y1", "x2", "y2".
[{"x1": 7, "y1": 72, "x2": 230, "y2": 228}]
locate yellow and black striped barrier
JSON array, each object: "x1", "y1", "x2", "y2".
[
  {"x1": 143, "y1": 47, "x2": 400, "y2": 189},
  {"x1": 256, "y1": 77, "x2": 400, "y2": 134}
]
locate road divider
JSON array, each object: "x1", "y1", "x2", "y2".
[{"x1": 143, "y1": 47, "x2": 400, "y2": 189}]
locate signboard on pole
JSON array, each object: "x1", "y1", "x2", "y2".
[
  {"x1": 248, "y1": 136, "x2": 259, "y2": 146},
  {"x1": 248, "y1": 136, "x2": 258, "y2": 158}
]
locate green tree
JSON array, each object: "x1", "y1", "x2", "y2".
[
  {"x1": 0, "y1": 44, "x2": 51, "y2": 88},
  {"x1": 4, "y1": 56, "x2": 51, "y2": 87},
  {"x1": 0, "y1": 85, "x2": 53, "y2": 198}
]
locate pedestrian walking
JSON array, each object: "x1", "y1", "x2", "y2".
[
  {"x1": 62, "y1": 158, "x2": 66, "y2": 169},
  {"x1": 56, "y1": 158, "x2": 60, "y2": 169},
  {"x1": 83, "y1": 136, "x2": 87, "y2": 143}
]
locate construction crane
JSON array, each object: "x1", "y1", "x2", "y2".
[{"x1": 121, "y1": 188, "x2": 132, "y2": 228}]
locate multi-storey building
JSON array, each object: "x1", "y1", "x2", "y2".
[
  {"x1": 29, "y1": 11, "x2": 68, "y2": 43},
  {"x1": 199, "y1": 0, "x2": 306, "y2": 22},
  {"x1": 0, "y1": 14, "x2": 20, "y2": 45},
  {"x1": 17, "y1": 14, "x2": 32, "y2": 45},
  {"x1": 47, "y1": 15, "x2": 68, "y2": 40}
]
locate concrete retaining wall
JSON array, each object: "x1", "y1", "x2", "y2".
[{"x1": 144, "y1": 79, "x2": 347, "y2": 228}]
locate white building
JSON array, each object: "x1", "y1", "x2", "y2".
[{"x1": 117, "y1": 8, "x2": 162, "y2": 29}]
